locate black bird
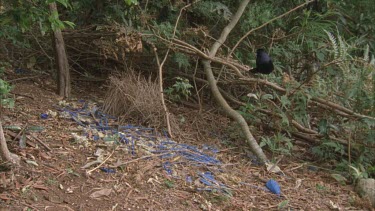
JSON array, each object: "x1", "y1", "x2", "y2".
[{"x1": 250, "y1": 49, "x2": 274, "y2": 74}]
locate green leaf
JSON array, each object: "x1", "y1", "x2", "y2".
[
  {"x1": 330, "y1": 173, "x2": 347, "y2": 185},
  {"x1": 318, "y1": 119, "x2": 329, "y2": 135},
  {"x1": 174, "y1": 53, "x2": 190, "y2": 70},
  {"x1": 63, "y1": 21, "x2": 75, "y2": 28},
  {"x1": 124, "y1": 0, "x2": 138, "y2": 6},
  {"x1": 280, "y1": 95, "x2": 291, "y2": 109},
  {"x1": 261, "y1": 94, "x2": 274, "y2": 100},
  {"x1": 278, "y1": 200, "x2": 289, "y2": 209}
]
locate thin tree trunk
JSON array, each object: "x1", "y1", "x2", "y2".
[
  {"x1": 49, "y1": 2, "x2": 71, "y2": 98},
  {"x1": 202, "y1": 0, "x2": 268, "y2": 163},
  {"x1": 0, "y1": 120, "x2": 20, "y2": 165}
]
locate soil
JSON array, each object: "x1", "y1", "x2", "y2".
[{"x1": 0, "y1": 71, "x2": 373, "y2": 211}]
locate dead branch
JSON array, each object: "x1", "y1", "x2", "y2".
[{"x1": 153, "y1": 46, "x2": 173, "y2": 138}]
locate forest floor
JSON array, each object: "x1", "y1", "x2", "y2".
[{"x1": 0, "y1": 70, "x2": 373, "y2": 211}]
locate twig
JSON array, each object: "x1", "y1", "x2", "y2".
[
  {"x1": 8, "y1": 75, "x2": 44, "y2": 83},
  {"x1": 9, "y1": 91, "x2": 35, "y2": 100},
  {"x1": 111, "y1": 152, "x2": 170, "y2": 168},
  {"x1": 20, "y1": 201, "x2": 39, "y2": 211},
  {"x1": 193, "y1": 59, "x2": 203, "y2": 112},
  {"x1": 29, "y1": 134, "x2": 52, "y2": 151},
  {"x1": 229, "y1": 0, "x2": 314, "y2": 56},
  {"x1": 86, "y1": 146, "x2": 118, "y2": 174},
  {"x1": 151, "y1": 2, "x2": 200, "y2": 138},
  {"x1": 12, "y1": 124, "x2": 28, "y2": 143},
  {"x1": 153, "y1": 33, "x2": 246, "y2": 76}
]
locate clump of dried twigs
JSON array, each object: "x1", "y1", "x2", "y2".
[{"x1": 103, "y1": 70, "x2": 179, "y2": 132}]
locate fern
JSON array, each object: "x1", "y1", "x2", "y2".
[{"x1": 324, "y1": 30, "x2": 339, "y2": 59}]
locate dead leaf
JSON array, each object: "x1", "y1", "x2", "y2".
[
  {"x1": 0, "y1": 194, "x2": 10, "y2": 200},
  {"x1": 89, "y1": 188, "x2": 113, "y2": 198}
]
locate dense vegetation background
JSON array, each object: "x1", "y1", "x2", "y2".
[{"x1": 1, "y1": 0, "x2": 374, "y2": 180}]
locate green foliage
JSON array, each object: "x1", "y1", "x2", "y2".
[
  {"x1": 312, "y1": 139, "x2": 345, "y2": 160},
  {"x1": 260, "y1": 133, "x2": 293, "y2": 156},
  {"x1": 164, "y1": 179, "x2": 174, "y2": 188},
  {"x1": 173, "y1": 52, "x2": 191, "y2": 70},
  {"x1": 0, "y1": 0, "x2": 74, "y2": 42},
  {"x1": 349, "y1": 165, "x2": 369, "y2": 181},
  {"x1": 0, "y1": 65, "x2": 14, "y2": 108},
  {"x1": 164, "y1": 77, "x2": 193, "y2": 102}
]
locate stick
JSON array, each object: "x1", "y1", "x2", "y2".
[
  {"x1": 29, "y1": 134, "x2": 52, "y2": 151},
  {"x1": 111, "y1": 152, "x2": 170, "y2": 168},
  {"x1": 86, "y1": 146, "x2": 118, "y2": 174}
]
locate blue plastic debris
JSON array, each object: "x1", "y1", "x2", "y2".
[
  {"x1": 186, "y1": 176, "x2": 193, "y2": 183},
  {"x1": 100, "y1": 167, "x2": 116, "y2": 173},
  {"x1": 163, "y1": 161, "x2": 173, "y2": 175},
  {"x1": 14, "y1": 68, "x2": 29, "y2": 74},
  {"x1": 40, "y1": 113, "x2": 49, "y2": 119},
  {"x1": 59, "y1": 100, "x2": 227, "y2": 193},
  {"x1": 308, "y1": 165, "x2": 318, "y2": 171},
  {"x1": 266, "y1": 179, "x2": 281, "y2": 195}
]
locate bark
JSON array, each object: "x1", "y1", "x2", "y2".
[
  {"x1": 202, "y1": 0, "x2": 268, "y2": 163},
  {"x1": 49, "y1": 2, "x2": 71, "y2": 98},
  {"x1": 0, "y1": 120, "x2": 20, "y2": 165}
]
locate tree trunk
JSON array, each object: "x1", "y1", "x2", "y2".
[
  {"x1": 49, "y1": 2, "x2": 71, "y2": 98},
  {"x1": 0, "y1": 120, "x2": 20, "y2": 165},
  {"x1": 202, "y1": 0, "x2": 268, "y2": 163}
]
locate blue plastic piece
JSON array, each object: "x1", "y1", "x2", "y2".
[
  {"x1": 100, "y1": 167, "x2": 116, "y2": 173},
  {"x1": 186, "y1": 176, "x2": 193, "y2": 183},
  {"x1": 266, "y1": 179, "x2": 281, "y2": 195},
  {"x1": 163, "y1": 161, "x2": 173, "y2": 175},
  {"x1": 40, "y1": 113, "x2": 49, "y2": 119}
]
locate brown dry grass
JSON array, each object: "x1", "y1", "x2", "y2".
[{"x1": 102, "y1": 70, "x2": 179, "y2": 132}]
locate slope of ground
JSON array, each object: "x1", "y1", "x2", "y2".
[{"x1": 0, "y1": 71, "x2": 372, "y2": 211}]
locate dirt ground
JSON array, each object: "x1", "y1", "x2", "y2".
[{"x1": 0, "y1": 71, "x2": 373, "y2": 211}]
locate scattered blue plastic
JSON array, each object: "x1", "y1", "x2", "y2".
[
  {"x1": 60, "y1": 101, "x2": 226, "y2": 192},
  {"x1": 40, "y1": 113, "x2": 49, "y2": 119},
  {"x1": 100, "y1": 167, "x2": 116, "y2": 173},
  {"x1": 198, "y1": 172, "x2": 229, "y2": 193},
  {"x1": 266, "y1": 179, "x2": 281, "y2": 195}
]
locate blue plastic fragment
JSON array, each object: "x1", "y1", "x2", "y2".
[
  {"x1": 14, "y1": 68, "x2": 28, "y2": 74},
  {"x1": 163, "y1": 161, "x2": 173, "y2": 175},
  {"x1": 308, "y1": 165, "x2": 318, "y2": 171},
  {"x1": 100, "y1": 167, "x2": 116, "y2": 173},
  {"x1": 266, "y1": 179, "x2": 281, "y2": 195},
  {"x1": 40, "y1": 113, "x2": 49, "y2": 119},
  {"x1": 186, "y1": 176, "x2": 193, "y2": 183}
]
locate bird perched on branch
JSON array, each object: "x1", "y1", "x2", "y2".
[{"x1": 250, "y1": 49, "x2": 274, "y2": 74}]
